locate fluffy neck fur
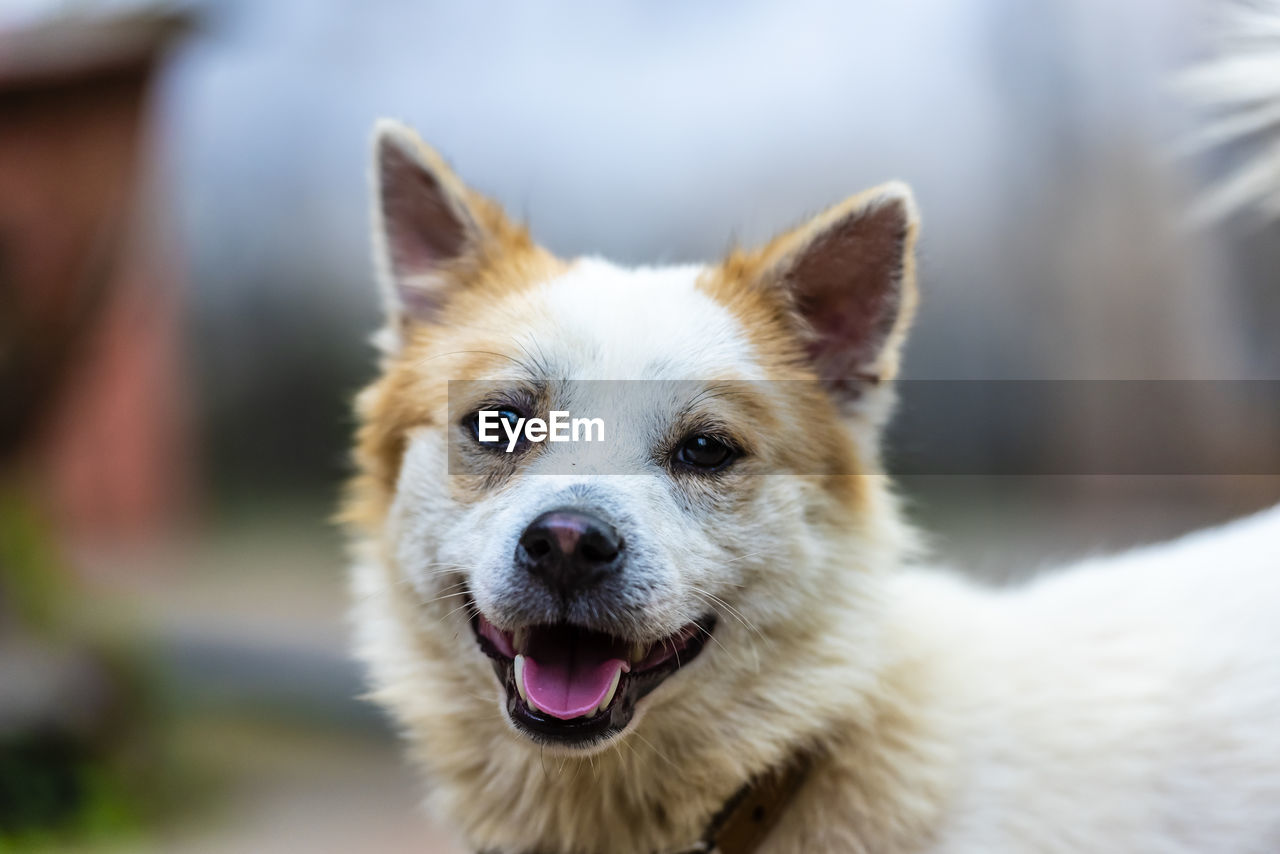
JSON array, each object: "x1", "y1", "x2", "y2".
[{"x1": 349, "y1": 480, "x2": 949, "y2": 854}]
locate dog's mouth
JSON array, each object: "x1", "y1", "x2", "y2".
[{"x1": 472, "y1": 608, "x2": 716, "y2": 747}]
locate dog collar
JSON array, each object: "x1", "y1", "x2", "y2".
[
  {"x1": 675, "y1": 751, "x2": 813, "y2": 854},
  {"x1": 478, "y1": 752, "x2": 813, "y2": 854}
]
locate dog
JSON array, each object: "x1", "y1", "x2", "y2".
[{"x1": 343, "y1": 120, "x2": 1280, "y2": 854}]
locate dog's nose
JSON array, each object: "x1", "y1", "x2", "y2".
[{"x1": 517, "y1": 509, "x2": 623, "y2": 595}]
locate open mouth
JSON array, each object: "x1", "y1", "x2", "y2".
[{"x1": 471, "y1": 607, "x2": 716, "y2": 746}]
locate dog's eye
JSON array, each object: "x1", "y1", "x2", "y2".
[
  {"x1": 467, "y1": 407, "x2": 527, "y2": 450},
  {"x1": 674, "y1": 434, "x2": 737, "y2": 471}
]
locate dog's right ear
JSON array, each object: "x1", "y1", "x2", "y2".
[{"x1": 370, "y1": 120, "x2": 487, "y2": 348}]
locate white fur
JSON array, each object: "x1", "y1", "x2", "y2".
[
  {"x1": 534, "y1": 257, "x2": 762, "y2": 379},
  {"x1": 887, "y1": 505, "x2": 1280, "y2": 852},
  {"x1": 1177, "y1": 0, "x2": 1280, "y2": 222}
]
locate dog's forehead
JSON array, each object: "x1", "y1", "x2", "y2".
[{"x1": 527, "y1": 258, "x2": 759, "y2": 379}]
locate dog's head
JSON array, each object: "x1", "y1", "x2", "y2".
[{"x1": 348, "y1": 121, "x2": 919, "y2": 755}]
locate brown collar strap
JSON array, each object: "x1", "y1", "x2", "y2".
[
  {"x1": 479, "y1": 752, "x2": 813, "y2": 854},
  {"x1": 681, "y1": 752, "x2": 813, "y2": 854}
]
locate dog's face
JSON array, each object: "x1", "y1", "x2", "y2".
[{"x1": 348, "y1": 121, "x2": 918, "y2": 755}]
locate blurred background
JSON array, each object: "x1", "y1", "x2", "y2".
[{"x1": 1, "y1": 0, "x2": 1277, "y2": 851}]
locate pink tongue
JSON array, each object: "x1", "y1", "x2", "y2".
[{"x1": 522, "y1": 627, "x2": 628, "y2": 720}]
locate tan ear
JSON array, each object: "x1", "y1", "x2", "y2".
[
  {"x1": 760, "y1": 183, "x2": 920, "y2": 398},
  {"x1": 370, "y1": 120, "x2": 491, "y2": 344}
]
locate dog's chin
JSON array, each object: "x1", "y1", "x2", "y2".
[{"x1": 470, "y1": 604, "x2": 716, "y2": 750}]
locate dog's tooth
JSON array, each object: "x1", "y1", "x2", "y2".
[
  {"x1": 631, "y1": 641, "x2": 648, "y2": 664},
  {"x1": 513, "y1": 654, "x2": 529, "y2": 704},
  {"x1": 512, "y1": 627, "x2": 529, "y2": 654},
  {"x1": 597, "y1": 666, "x2": 622, "y2": 715}
]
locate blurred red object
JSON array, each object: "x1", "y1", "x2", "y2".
[{"x1": 0, "y1": 10, "x2": 192, "y2": 550}]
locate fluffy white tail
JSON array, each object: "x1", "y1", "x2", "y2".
[{"x1": 1178, "y1": 0, "x2": 1280, "y2": 222}]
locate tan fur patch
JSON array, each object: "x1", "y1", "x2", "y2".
[{"x1": 341, "y1": 211, "x2": 568, "y2": 535}]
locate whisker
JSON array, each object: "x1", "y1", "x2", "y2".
[
  {"x1": 421, "y1": 589, "x2": 472, "y2": 606},
  {"x1": 686, "y1": 609, "x2": 755, "y2": 673},
  {"x1": 704, "y1": 592, "x2": 758, "y2": 632},
  {"x1": 687, "y1": 585, "x2": 765, "y2": 642},
  {"x1": 418, "y1": 578, "x2": 470, "y2": 596},
  {"x1": 691, "y1": 621, "x2": 732, "y2": 656},
  {"x1": 565, "y1": 754, "x2": 584, "y2": 787},
  {"x1": 630, "y1": 729, "x2": 680, "y2": 774},
  {"x1": 440, "y1": 601, "x2": 478, "y2": 624}
]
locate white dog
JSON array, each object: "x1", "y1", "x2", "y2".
[{"x1": 344, "y1": 120, "x2": 1280, "y2": 854}]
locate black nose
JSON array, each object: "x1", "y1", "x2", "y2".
[{"x1": 517, "y1": 509, "x2": 623, "y2": 596}]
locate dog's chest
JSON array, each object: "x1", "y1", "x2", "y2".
[{"x1": 474, "y1": 755, "x2": 812, "y2": 854}]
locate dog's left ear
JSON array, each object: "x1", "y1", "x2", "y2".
[{"x1": 756, "y1": 183, "x2": 919, "y2": 404}]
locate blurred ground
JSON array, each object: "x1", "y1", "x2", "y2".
[
  {"x1": 70, "y1": 505, "x2": 459, "y2": 854},
  {"x1": 120, "y1": 714, "x2": 433, "y2": 854}
]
